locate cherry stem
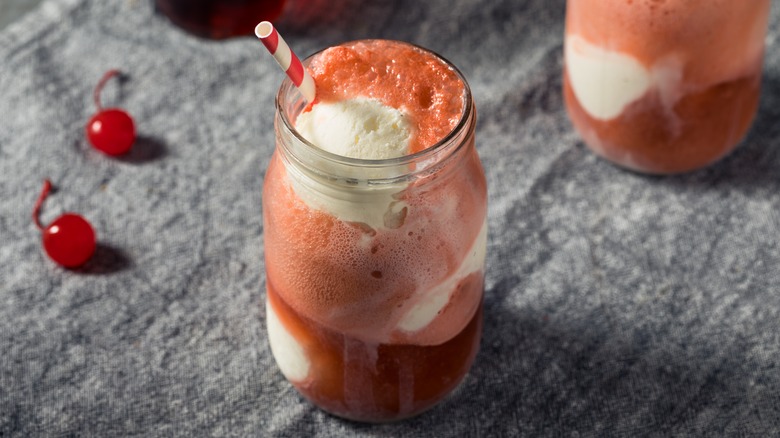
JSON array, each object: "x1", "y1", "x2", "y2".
[
  {"x1": 32, "y1": 179, "x2": 53, "y2": 231},
  {"x1": 93, "y1": 69, "x2": 121, "y2": 111}
]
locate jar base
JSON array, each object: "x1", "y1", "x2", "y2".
[{"x1": 563, "y1": 69, "x2": 762, "y2": 174}]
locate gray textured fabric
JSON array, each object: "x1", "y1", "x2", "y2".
[
  {"x1": 0, "y1": 0, "x2": 42, "y2": 31},
  {"x1": 2, "y1": 0, "x2": 779, "y2": 436}
]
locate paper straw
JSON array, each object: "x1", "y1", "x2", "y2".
[{"x1": 255, "y1": 21, "x2": 316, "y2": 104}]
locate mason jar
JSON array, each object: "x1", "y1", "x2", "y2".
[
  {"x1": 262, "y1": 42, "x2": 487, "y2": 422},
  {"x1": 563, "y1": 0, "x2": 771, "y2": 174}
]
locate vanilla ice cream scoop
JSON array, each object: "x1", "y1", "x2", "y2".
[
  {"x1": 295, "y1": 97, "x2": 411, "y2": 159},
  {"x1": 565, "y1": 35, "x2": 652, "y2": 120},
  {"x1": 290, "y1": 97, "x2": 413, "y2": 230}
]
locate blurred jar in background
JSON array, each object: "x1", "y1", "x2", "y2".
[
  {"x1": 563, "y1": 0, "x2": 770, "y2": 174},
  {"x1": 155, "y1": 0, "x2": 286, "y2": 39}
]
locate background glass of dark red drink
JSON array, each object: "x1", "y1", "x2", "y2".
[{"x1": 155, "y1": 0, "x2": 286, "y2": 39}]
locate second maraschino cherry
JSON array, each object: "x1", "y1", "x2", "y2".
[
  {"x1": 86, "y1": 69, "x2": 136, "y2": 156},
  {"x1": 33, "y1": 179, "x2": 96, "y2": 268}
]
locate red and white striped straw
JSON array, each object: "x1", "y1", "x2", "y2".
[{"x1": 255, "y1": 21, "x2": 316, "y2": 104}]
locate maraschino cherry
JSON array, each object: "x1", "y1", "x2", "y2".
[
  {"x1": 86, "y1": 69, "x2": 136, "y2": 156},
  {"x1": 33, "y1": 179, "x2": 96, "y2": 268}
]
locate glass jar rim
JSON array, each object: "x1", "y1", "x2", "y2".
[{"x1": 274, "y1": 39, "x2": 474, "y2": 173}]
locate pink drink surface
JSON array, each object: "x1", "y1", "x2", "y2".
[
  {"x1": 306, "y1": 40, "x2": 465, "y2": 154},
  {"x1": 564, "y1": 0, "x2": 770, "y2": 173},
  {"x1": 264, "y1": 40, "x2": 486, "y2": 421}
]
